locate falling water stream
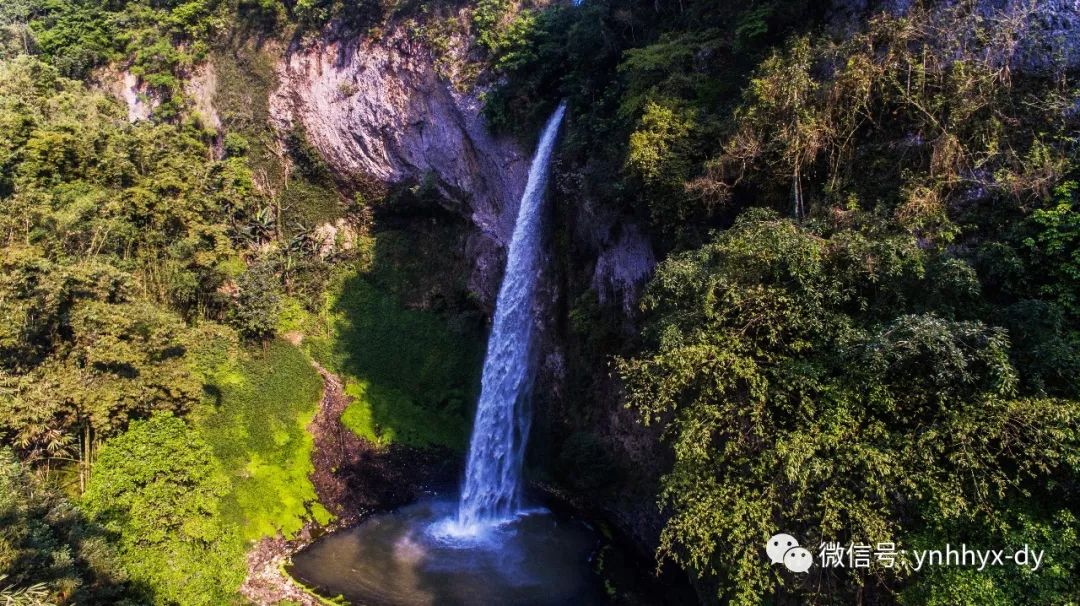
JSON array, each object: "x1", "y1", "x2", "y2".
[
  {"x1": 288, "y1": 103, "x2": 605, "y2": 605},
  {"x1": 451, "y1": 101, "x2": 567, "y2": 533}
]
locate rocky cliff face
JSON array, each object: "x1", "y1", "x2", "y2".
[
  {"x1": 98, "y1": 68, "x2": 156, "y2": 122},
  {"x1": 268, "y1": 27, "x2": 659, "y2": 312},
  {"x1": 269, "y1": 29, "x2": 529, "y2": 304},
  {"x1": 261, "y1": 19, "x2": 663, "y2": 556}
]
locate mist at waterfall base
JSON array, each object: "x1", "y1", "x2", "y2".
[
  {"x1": 444, "y1": 101, "x2": 568, "y2": 537},
  {"x1": 289, "y1": 103, "x2": 604, "y2": 604},
  {"x1": 288, "y1": 498, "x2": 602, "y2": 605}
]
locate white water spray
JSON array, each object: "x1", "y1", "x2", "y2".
[{"x1": 446, "y1": 102, "x2": 567, "y2": 535}]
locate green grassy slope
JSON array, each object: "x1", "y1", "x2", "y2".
[
  {"x1": 200, "y1": 339, "x2": 332, "y2": 541},
  {"x1": 304, "y1": 269, "x2": 484, "y2": 450}
]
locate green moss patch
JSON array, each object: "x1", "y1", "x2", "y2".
[
  {"x1": 200, "y1": 340, "x2": 331, "y2": 541},
  {"x1": 305, "y1": 271, "x2": 483, "y2": 451}
]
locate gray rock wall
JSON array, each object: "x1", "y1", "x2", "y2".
[
  {"x1": 269, "y1": 27, "x2": 658, "y2": 311},
  {"x1": 270, "y1": 29, "x2": 529, "y2": 304}
]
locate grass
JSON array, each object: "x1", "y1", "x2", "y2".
[
  {"x1": 304, "y1": 269, "x2": 484, "y2": 451},
  {"x1": 339, "y1": 378, "x2": 467, "y2": 449},
  {"x1": 280, "y1": 177, "x2": 343, "y2": 235},
  {"x1": 199, "y1": 339, "x2": 332, "y2": 542}
]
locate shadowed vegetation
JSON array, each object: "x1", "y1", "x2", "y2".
[{"x1": 306, "y1": 269, "x2": 484, "y2": 451}]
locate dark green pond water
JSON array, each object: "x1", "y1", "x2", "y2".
[{"x1": 287, "y1": 497, "x2": 604, "y2": 606}]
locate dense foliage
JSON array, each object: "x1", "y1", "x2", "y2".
[
  {"x1": 0, "y1": 449, "x2": 137, "y2": 604},
  {"x1": 0, "y1": 56, "x2": 254, "y2": 490},
  {"x1": 468, "y1": 0, "x2": 1080, "y2": 602},
  {"x1": 0, "y1": 2, "x2": 489, "y2": 602},
  {"x1": 618, "y1": 210, "x2": 1079, "y2": 603},
  {"x1": 469, "y1": 0, "x2": 1080, "y2": 603},
  {"x1": 2, "y1": 0, "x2": 1078, "y2": 604},
  {"x1": 82, "y1": 415, "x2": 245, "y2": 606},
  {"x1": 0, "y1": 8, "x2": 333, "y2": 603},
  {"x1": 10, "y1": 0, "x2": 233, "y2": 117}
]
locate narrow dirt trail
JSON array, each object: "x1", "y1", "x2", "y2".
[
  {"x1": 239, "y1": 358, "x2": 458, "y2": 605},
  {"x1": 238, "y1": 363, "x2": 352, "y2": 606}
]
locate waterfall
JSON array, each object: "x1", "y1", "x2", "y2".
[{"x1": 453, "y1": 102, "x2": 567, "y2": 533}]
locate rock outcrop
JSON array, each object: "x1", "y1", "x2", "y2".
[
  {"x1": 99, "y1": 62, "x2": 220, "y2": 126},
  {"x1": 270, "y1": 29, "x2": 529, "y2": 303},
  {"x1": 268, "y1": 22, "x2": 660, "y2": 311},
  {"x1": 186, "y1": 62, "x2": 222, "y2": 130},
  {"x1": 590, "y1": 220, "x2": 656, "y2": 314},
  {"x1": 98, "y1": 68, "x2": 157, "y2": 122}
]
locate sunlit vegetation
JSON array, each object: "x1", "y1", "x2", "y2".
[
  {"x1": 82, "y1": 415, "x2": 246, "y2": 606},
  {"x1": 0, "y1": 15, "x2": 336, "y2": 604},
  {"x1": 23, "y1": 0, "x2": 231, "y2": 118},
  {"x1": 0, "y1": 55, "x2": 255, "y2": 489},
  {"x1": 198, "y1": 339, "x2": 331, "y2": 541},
  {"x1": 0, "y1": 2, "x2": 486, "y2": 599},
  {"x1": 2, "y1": 0, "x2": 1078, "y2": 604}
]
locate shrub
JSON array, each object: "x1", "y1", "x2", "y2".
[{"x1": 83, "y1": 415, "x2": 245, "y2": 606}]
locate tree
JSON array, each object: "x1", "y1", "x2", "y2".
[
  {"x1": 618, "y1": 210, "x2": 1080, "y2": 603},
  {"x1": 228, "y1": 262, "x2": 282, "y2": 340},
  {"x1": 1, "y1": 298, "x2": 202, "y2": 489},
  {"x1": 0, "y1": 449, "x2": 136, "y2": 605},
  {"x1": 82, "y1": 415, "x2": 245, "y2": 606},
  {"x1": 0, "y1": 55, "x2": 256, "y2": 480},
  {"x1": 1022, "y1": 181, "x2": 1080, "y2": 318}
]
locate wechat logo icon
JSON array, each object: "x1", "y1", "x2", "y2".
[{"x1": 767, "y1": 533, "x2": 812, "y2": 573}]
